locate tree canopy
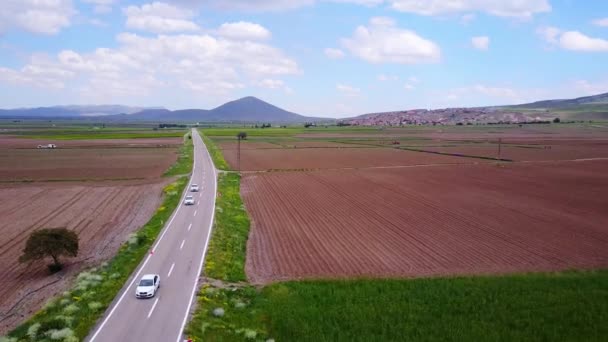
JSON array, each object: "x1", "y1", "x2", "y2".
[{"x1": 20, "y1": 228, "x2": 79, "y2": 273}]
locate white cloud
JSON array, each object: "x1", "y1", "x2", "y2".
[
  {"x1": 324, "y1": 48, "x2": 345, "y2": 59},
  {"x1": 218, "y1": 22, "x2": 271, "y2": 40},
  {"x1": 0, "y1": 27, "x2": 300, "y2": 103},
  {"x1": 83, "y1": 0, "x2": 116, "y2": 14},
  {"x1": 0, "y1": 0, "x2": 75, "y2": 35},
  {"x1": 332, "y1": 0, "x2": 384, "y2": 6},
  {"x1": 341, "y1": 17, "x2": 441, "y2": 64},
  {"x1": 181, "y1": 0, "x2": 315, "y2": 11},
  {"x1": 559, "y1": 31, "x2": 608, "y2": 52},
  {"x1": 388, "y1": 0, "x2": 551, "y2": 18},
  {"x1": 176, "y1": 0, "x2": 383, "y2": 11},
  {"x1": 593, "y1": 18, "x2": 608, "y2": 27},
  {"x1": 336, "y1": 83, "x2": 361, "y2": 97},
  {"x1": 471, "y1": 36, "x2": 489, "y2": 50},
  {"x1": 536, "y1": 26, "x2": 561, "y2": 44},
  {"x1": 123, "y1": 2, "x2": 200, "y2": 34},
  {"x1": 573, "y1": 79, "x2": 608, "y2": 95},
  {"x1": 257, "y1": 78, "x2": 284, "y2": 89},
  {"x1": 538, "y1": 27, "x2": 608, "y2": 52},
  {"x1": 403, "y1": 76, "x2": 419, "y2": 90}
]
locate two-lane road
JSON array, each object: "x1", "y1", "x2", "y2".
[{"x1": 87, "y1": 129, "x2": 217, "y2": 342}]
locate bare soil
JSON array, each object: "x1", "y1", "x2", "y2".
[
  {"x1": 222, "y1": 147, "x2": 484, "y2": 171},
  {"x1": 0, "y1": 180, "x2": 168, "y2": 334},
  {"x1": 0, "y1": 148, "x2": 177, "y2": 181},
  {"x1": 0, "y1": 136, "x2": 181, "y2": 149},
  {"x1": 244, "y1": 160, "x2": 608, "y2": 284}
]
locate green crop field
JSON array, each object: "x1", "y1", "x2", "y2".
[{"x1": 188, "y1": 271, "x2": 608, "y2": 341}]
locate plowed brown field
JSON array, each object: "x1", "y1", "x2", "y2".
[
  {"x1": 421, "y1": 139, "x2": 608, "y2": 161},
  {"x1": 0, "y1": 148, "x2": 177, "y2": 181},
  {"x1": 244, "y1": 160, "x2": 608, "y2": 283},
  {"x1": 0, "y1": 181, "x2": 167, "y2": 333},
  {"x1": 223, "y1": 147, "x2": 484, "y2": 171}
]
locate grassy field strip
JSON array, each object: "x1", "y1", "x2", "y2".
[
  {"x1": 3, "y1": 137, "x2": 193, "y2": 342},
  {"x1": 201, "y1": 133, "x2": 230, "y2": 170},
  {"x1": 164, "y1": 133, "x2": 194, "y2": 176}
]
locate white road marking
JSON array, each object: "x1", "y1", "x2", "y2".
[
  {"x1": 187, "y1": 223, "x2": 192, "y2": 232},
  {"x1": 180, "y1": 239, "x2": 185, "y2": 250},
  {"x1": 167, "y1": 263, "x2": 175, "y2": 278},
  {"x1": 147, "y1": 298, "x2": 159, "y2": 319},
  {"x1": 194, "y1": 210, "x2": 197, "y2": 217},
  {"x1": 175, "y1": 134, "x2": 218, "y2": 342}
]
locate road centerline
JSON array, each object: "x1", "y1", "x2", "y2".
[
  {"x1": 147, "y1": 298, "x2": 159, "y2": 319},
  {"x1": 187, "y1": 223, "x2": 192, "y2": 232},
  {"x1": 180, "y1": 239, "x2": 185, "y2": 250},
  {"x1": 167, "y1": 263, "x2": 175, "y2": 278}
]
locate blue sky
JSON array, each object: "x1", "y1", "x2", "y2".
[{"x1": 0, "y1": 0, "x2": 607, "y2": 117}]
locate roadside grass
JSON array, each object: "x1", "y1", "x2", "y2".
[
  {"x1": 200, "y1": 131, "x2": 230, "y2": 170},
  {"x1": 4, "y1": 140, "x2": 193, "y2": 341},
  {"x1": 164, "y1": 133, "x2": 193, "y2": 176},
  {"x1": 203, "y1": 173, "x2": 250, "y2": 282},
  {"x1": 187, "y1": 270, "x2": 608, "y2": 341}
]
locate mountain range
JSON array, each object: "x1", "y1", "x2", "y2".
[
  {"x1": 1, "y1": 92, "x2": 607, "y2": 124},
  {"x1": 0, "y1": 97, "x2": 323, "y2": 123}
]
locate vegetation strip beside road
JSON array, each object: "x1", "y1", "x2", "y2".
[
  {"x1": 164, "y1": 133, "x2": 194, "y2": 176},
  {"x1": 201, "y1": 132, "x2": 230, "y2": 170},
  {"x1": 4, "y1": 138, "x2": 193, "y2": 342}
]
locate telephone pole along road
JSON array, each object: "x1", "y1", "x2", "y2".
[{"x1": 87, "y1": 129, "x2": 217, "y2": 342}]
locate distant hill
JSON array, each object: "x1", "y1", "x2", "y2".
[
  {"x1": 507, "y1": 92, "x2": 608, "y2": 109},
  {"x1": 0, "y1": 105, "x2": 152, "y2": 118},
  {"x1": 0, "y1": 97, "x2": 326, "y2": 123},
  {"x1": 342, "y1": 91, "x2": 608, "y2": 126}
]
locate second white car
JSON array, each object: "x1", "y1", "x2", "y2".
[{"x1": 184, "y1": 195, "x2": 195, "y2": 205}]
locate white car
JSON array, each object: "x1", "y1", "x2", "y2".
[
  {"x1": 135, "y1": 274, "x2": 160, "y2": 299},
  {"x1": 184, "y1": 195, "x2": 195, "y2": 205},
  {"x1": 190, "y1": 184, "x2": 200, "y2": 192}
]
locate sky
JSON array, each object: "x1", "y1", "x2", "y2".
[{"x1": 0, "y1": 0, "x2": 607, "y2": 118}]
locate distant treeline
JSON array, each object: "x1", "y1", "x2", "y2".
[{"x1": 158, "y1": 123, "x2": 188, "y2": 128}]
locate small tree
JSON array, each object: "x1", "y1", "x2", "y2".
[
  {"x1": 20, "y1": 228, "x2": 79, "y2": 273},
  {"x1": 237, "y1": 132, "x2": 247, "y2": 140},
  {"x1": 553, "y1": 117, "x2": 561, "y2": 123}
]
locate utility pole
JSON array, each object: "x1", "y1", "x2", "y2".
[
  {"x1": 237, "y1": 135, "x2": 241, "y2": 172},
  {"x1": 236, "y1": 132, "x2": 246, "y2": 173},
  {"x1": 497, "y1": 138, "x2": 502, "y2": 160}
]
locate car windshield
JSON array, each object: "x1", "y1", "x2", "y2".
[
  {"x1": 139, "y1": 279, "x2": 153, "y2": 286},
  {"x1": 192, "y1": 184, "x2": 197, "y2": 187},
  {"x1": 186, "y1": 196, "x2": 193, "y2": 199}
]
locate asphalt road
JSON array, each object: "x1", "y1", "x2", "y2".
[{"x1": 87, "y1": 129, "x2": 217, "y2": 342}]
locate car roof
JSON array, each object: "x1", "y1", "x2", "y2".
[
  {"x1": 141, "y1": 274, "x2": 158, "y2": 280},
  {"x1": 191, "y1": 183, "x2": 198, "y2": 186}
]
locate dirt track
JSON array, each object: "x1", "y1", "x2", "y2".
[{"x1": 244, "y1": 160, "x2": 608, "y2": 283}]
